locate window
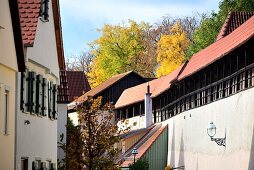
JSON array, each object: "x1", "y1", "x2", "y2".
[
  {"x1": 4, "y1": 90, "x2": 9, "y2": 135},
  {"x1": 20, "y1": 72, "x2": 57, "y2": 120},
  {"x1": 21, "y1": 158, "x2": 28, "y2": 170},
  {"x1": 40, "y1": 0, "x2": 49, "y2": 22}
]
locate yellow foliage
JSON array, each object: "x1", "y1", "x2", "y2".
[{"x1": 156, "y1": 22, "x2": 190, "y2": 77}]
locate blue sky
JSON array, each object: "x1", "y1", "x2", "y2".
[{"x1": 60, "y1": 0, "x2": 221, "y2": 57}]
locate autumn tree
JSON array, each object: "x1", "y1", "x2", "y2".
[
  {"x1": 87, "y1": 20, "x2": 155, "y2": 88},
  {"x1": 58, "y1": 97, "x2": 120, "y2": 170},
  {"x1": 156, "y1": 22, "x2": 190, "y2": 77}
]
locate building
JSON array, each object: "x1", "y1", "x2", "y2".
[
  {"x1": 68, "y1": 71, "x2": 147, "y2": 125},
  {"x1": 0, "y1": 0, "x2": 25, "y2": 169},
  {"x1": 15, "y1": 0, "x2": 66, "y2": 169},
  {"x1": 115, "y1": 12, "x2": 254, "y2": 169}
]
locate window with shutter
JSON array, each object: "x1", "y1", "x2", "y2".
[
  {"x1": 42, "y1": 78, "x2": 47, "y2": 116},
  {"x1": 35, "y1": 75, "x2": 43, "y2": 115},
  {"x1": 48, "y1": 81, "x2": 53, "y2": 119},
  {"x1": 52, "y1": 84, "x2": 58, "y2": 120},
  {"x1": 40, "y1": 0, "x2": 49, "y2": 22},
  {"x1": 20, "y1": 72, "x2": 27, "y2": 111}
]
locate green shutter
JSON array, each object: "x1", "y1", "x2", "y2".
[
  {"x1": 31, "y1": 72, "x2": 36, "y2": 113},
  {"x1": 26, "y1": 71, "x2": 32, "y2": 112},
  {"x1": 52, "y1": 84, "x2": 58, "y2": 119},
  {"x1": 42, "y1": 78, "x2": 47, "y2": 116},
  {"x1": 20, "y1": 72, "x2": 26, "y2": 111},
  {"x1": 48, "y1": 81, "x2": 53, "y2": 119}
]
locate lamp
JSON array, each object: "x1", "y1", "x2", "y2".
[
  {"x1": 207, "y1": 121, "x2": 226, "y2": 147},
  {"x1": 24, "y1": 120, "x2": 30, "y2": 125},
  {"x1": 131, "y1": 147, "x2": 138, "y2": 163}
]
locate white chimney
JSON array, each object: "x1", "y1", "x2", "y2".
[{"x1": 145, "y1": 82, "x2": 152, "y2": 128}]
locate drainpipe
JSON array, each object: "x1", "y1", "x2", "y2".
[{"x1": 145, "y1": 82, "x2": 152, "y2": 128}]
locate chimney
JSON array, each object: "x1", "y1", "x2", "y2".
[{"x1": 145, "y1": 82, "x2": 152, "y2": 128}]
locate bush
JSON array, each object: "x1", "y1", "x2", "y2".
[{"x1": 129, "y1": 158, "x2": 149, "y2": 170}]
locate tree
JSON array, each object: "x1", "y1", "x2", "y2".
[
  {"x1": 156, "y1": 22, "x2": 190, "y2": 77},
  {"x1": 58, "y1": 97, "x2": 120, "y2": 170},
  {"x1": 87, "y1": 20, "x2": 155, "y2": 88},
  {"x1": 58, "y1": 117, "x2": 83, "y2": 170},
  {"x1": 66, "y1": 51, "x2": 95, "y2": 74},
  {"x1": 187, "y1": 0, "x2": 254, "y2": 58},
  {"x1": 128, "y1": 158, "x2": 149, "y2": 170}
]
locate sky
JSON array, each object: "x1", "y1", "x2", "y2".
[{"x1": 59, "y1": 0, "x2": 221, "y2": 57}]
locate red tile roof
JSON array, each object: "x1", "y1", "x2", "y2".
[
  {"x1": 66, "y1": 71, "x2": 91, "y2": 102},
  {"x1": 121, "y1": 124, "x2": 168, "y2": 167},
  {"x1": 216, "y1": 11, "x2": 254, "y2": 41},
  {"x1": 115, "y1": 64, "x2": 186, "y2": 109},
  {"x1": 18, "y1": 0, "x2": 41, "y2": 46},
  {"x1": 74, "y1": 71, "x2": 138, "y2": 103},
  {"x1": 178, "y1": 15, "x2": 254, "y2": 80}
]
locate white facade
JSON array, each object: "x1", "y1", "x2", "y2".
[
  {"x1": 57, "y1": 104, "x2": 67, "y2": 162},
  {"x1": 164, "y1": 87, "x2": 254, "y2": 169},
  {"x1": 16, "y1": 1, "x2": 60, "y2": 169}
]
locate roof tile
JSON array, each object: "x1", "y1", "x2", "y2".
[{"x1": 18, "y1": 0, "x2": 41, "y2": 46}]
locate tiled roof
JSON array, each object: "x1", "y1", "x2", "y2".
[
  {"x1": 74, "y1": 71, "x2": 137, "y2": 103},
  {"x1": 120, "y1": 124, "x2": 168, "y2": 167},
  {"x1": 115, "y1": 64, "x2": 186, "y2": 109},
  {"x1": 58, "y1": 71, "x2": 69, "y2": 103},
  {"x1": 178, "y1": 15, "x2": 254, "y2": 80},
  {"x1": 66, "y1": 71, "x2": 91, "y2": 102},
  {"x1": 18, "y1": 0, "x2": 41, "y2": 46},
  {"x1": 216, "y1": 11, "x2": 254, "y2": 41}
]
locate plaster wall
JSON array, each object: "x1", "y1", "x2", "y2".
[
  {"x1": 57, "y1": 104, "x2": 67, "y2": 161},
  {"x1": 164, "y1": 87, "x2": 254, "y2": 170},
  {"x1": 0, "y1": 66, "x2": 16, "y2": 170},
  {"x1": 0, "y1": 0, "x2": 18, "y2": 71},
  {"x1": 16, "y1": 61, "x2": 59, "y2": 169}
]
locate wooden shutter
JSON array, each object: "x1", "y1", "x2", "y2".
[
  {"x1": 52, "y1": 84, "x2": 58, "y2": 119},
  {"x1": 31, "y1": 72, "x2": 36, "y2": 113},
  {"x1": 20, "y1": 71, "x2": 27, "y2": 111},
  {"x1": 48, "y1": 81, "x2": 53, "y2": 119},
  {"x1": 42, "y1": 78, "x2": 47, "y2": 116},
  {"x1": 35, "y1": 75, "x2": 43, "y2": 115},
  {"x1": 26, "y1": 71, "x2": 32, "y2": 112}
]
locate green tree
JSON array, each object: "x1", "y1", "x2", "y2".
[
  {"x1": 129, "y1": 158, "x2": 149, "y2": 170},
  {"x1": 88, "y1": 20, "x2": 154, "y2": 88},
  {"x1": 187, "y1": 0, "x2": 254, "y2": 58}
]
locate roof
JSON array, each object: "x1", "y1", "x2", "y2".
[
  {"x1": 178, "y1": 15, "x2": 254, "y2": 80},
  {"x1": 74, "y1": 71, "x2": 141, "y2": 103},
  {"x1": 115, "y1": 64, "x2": 186, "y2": 109},
  {"x1": 216, "y1": 11, "x2": 254, "y2": 41},
  {"x1": 120, "y1": 124, "x2": 168, "y2": 167},
  {"x1": 9, "y1": 0, "x2": 25, "y2": 71},
  {"x1": 52, "y1": 0, "x2": 65, "y2": 70},
  {"x1": 66, "y1": 71, "x2": 91, "y2": 102},
  {"x1": 18, "y1": 0, "x2": 41, "y2": 47}
]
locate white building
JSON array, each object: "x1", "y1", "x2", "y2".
[{"x1": 16, "y1": 0, "x2": 66, "y2": 169}]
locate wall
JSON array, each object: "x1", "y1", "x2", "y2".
[
  {"x1": 165, "y1": 87, "x2": 254, "y2": 170},
  {"x1": 57, "y1": 104, "x2": 67, "y2": 162},
  {"x1": 0, "y1": 1, "x2": 19, "y2": 169}
]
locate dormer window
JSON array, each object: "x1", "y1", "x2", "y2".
[{"x1": 40, "y1": 0, "x2": 49, "y2": 22}]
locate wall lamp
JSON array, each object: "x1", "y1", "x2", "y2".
[
  {"x1": 207, "y1": 121, "x2": 226, "y2": 147},
  {"x1": 24, "y1": 120, "x2": 30, "y2": 125}
]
